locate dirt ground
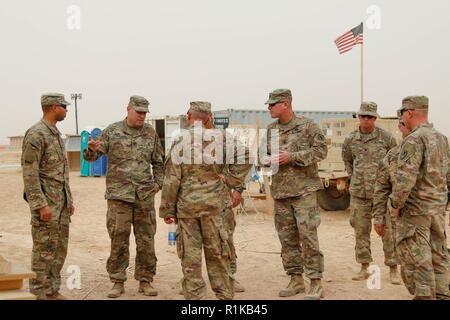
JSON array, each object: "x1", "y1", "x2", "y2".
[{"x1": 1, "y1": 151, "x2": 449, "y2": 300}]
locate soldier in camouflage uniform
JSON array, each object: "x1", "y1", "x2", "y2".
[
  {"x1": 83, "y1": 95, "x2": 164, "y2": 298},
  {"x1": 159, "y1": 101, "x2": 251, "y2": 300},
  {"x1": 372, "y1": 120, "x2": 411, "y2": 285},
  {"x1": 264, "y1": 89, "x2": 327, "y2": 300},
  {"x1": 342, "y1": 102, "x2": 400, "y2": 283},
  {"x1": 22, "y1": 93, "x2": 74, "y2": 300},
  {"x1": 207, "y1": 115, "x2": 247, "y2": 293},
  {"x1": 391, "y1": 96, "x2": 450, "y2": 300},
  {"x1": 220, "y1": 167, "x2": 246, "y2": 293}
]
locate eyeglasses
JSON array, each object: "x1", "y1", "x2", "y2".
[
  {"x1": 56, "y1": 104, "x2": 67, "y2": 110},
  {"x1": 399, "y1": 109, "x2": 409, "y2": 116},
  {"x1": 268, "y1": 102, "x2": 283, "y2": 109},
  {"x1": 359, "y1": 115, "x2": 375, "y2": 120}
]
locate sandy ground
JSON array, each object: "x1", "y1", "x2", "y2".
[{"x1": 1, "y1": 151, "x2": 449, "y2": 300}]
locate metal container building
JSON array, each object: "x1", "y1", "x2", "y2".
[{"x1": 212, "y1": 109, "x2": 356, "y2": 129}]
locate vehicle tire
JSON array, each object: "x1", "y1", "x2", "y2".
[{"x1": 317, "y1": 186, "x2": 350, "y2": 211}]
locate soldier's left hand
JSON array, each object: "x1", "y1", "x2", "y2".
[
  {"x1": 69, "y1": 204, "x2": 75, "y2": 216},
  {"x1": 274, "y1": 151, "x2": 290, "y2": 165},
  {"x1": 232, "y1": 190, "x2": 243, "y2": 208}
]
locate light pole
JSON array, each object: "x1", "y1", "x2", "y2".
[{"x1": 71, "y1": 93, "x2": 82, "y2": 135}]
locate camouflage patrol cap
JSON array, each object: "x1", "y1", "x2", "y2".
[
  {"x1": 189, "y1": 101, "x2": 211, "y2": 114},
  {"x1": 357, "y1": 101, "x2": 379, "y2": 118},
  {"x1": 399, "y1": 96, "x2": 429, "y2": 112},
  {"x1": 129, "y1": 95, "x2": 150, "y2": 112},
  {"x1": 265, "y1": 89, "x2": 292, "y2": 105},
  {"x1": 41, "y1": 93, "x2": 70, "y2": 107}
]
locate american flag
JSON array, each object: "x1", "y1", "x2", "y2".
[{"x1": 335, "y1": 23, "x2": 364, "y2": 54}]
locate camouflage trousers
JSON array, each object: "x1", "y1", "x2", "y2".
[
  {"x1": 30, "y1": 200, "x2": 70, "y2": 298},
  {"x1": 106, "y1": 197, "x2": 157, "y2": 283},
  {"x1": 177, "y1": 213, "x2": 233, "y2": 300},
  {"x1": 223, "y1": 206, "x2": 237, "y2": 274},
  {"x1": 396, "y1": 211, "x2": 450, "y2": 299},
  {"x1": 350, "y1": 196, "x2": 398, "y2": 266},
  {"x1": 274, "y1": 192, "x2": 324, "y2": 279}
]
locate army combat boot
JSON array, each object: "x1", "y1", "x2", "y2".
[
  {"x1": 107, "y1": 282, "x2": 125, "y2": 298},
  {"x1": 304, "y1": 279, "x2": 324, "y2": 300},
  {"x1": 352, "y1": 263, "x2": 370, "y2": 281},
  {"x1": 234, "y1": 280, "x2": 246, "y2": 293},
  {"x1": 389, "y1": 266, "x2": 401, "y2": 285},
  {"x1": 139, "y1": 281, "x2": 158, "y2": 296},
  {"x1": 279, "y1": 274, "x2": 305, "y2": 297}
]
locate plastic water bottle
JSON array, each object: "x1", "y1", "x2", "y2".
[{"x1": 168, "y1": 223, "x2": 176, "y2": 246}]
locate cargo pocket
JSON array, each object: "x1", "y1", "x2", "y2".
[
  {"x1": 307, "y1": 207, "x2": 321, "y2": 230},
  {"x1": 219, "y1": 229, "x2": 231, "y2": 258},
  {"x1": 176, "y1": 226, "x2": 184, "y2": 259},
  {"x1": 395, "y1": 219, "x2": 420, "y2": 268},
  {"x1": 395, "y1": 218, "x2": 416, "y2": 245}
]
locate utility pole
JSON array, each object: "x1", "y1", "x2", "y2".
[{"x1": 71, "y1": 93, "x2": 82, "y2": 135}]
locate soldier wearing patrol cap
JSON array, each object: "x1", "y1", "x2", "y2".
[
  {"x1": 21, "y1": 93, "x2": 74, "y2": 300},
  {"x1": 342, "y1": 101, "x2": 399, "y2": 283},
  {"x1": 160, "y1": 101, "x2": 251, "y2": 300},
  {"x1": 264, "y1": 89, "x2": 328, "y2": 300},
  {"x1": 372, "y1": 118, "x2": 412, "y2": 288},
  {"x1": 83, "y1": 95, "x2": 164, "y2": 298},
  {"x1": 391, "y1": 96, "x2": 450, "y2": 300}
]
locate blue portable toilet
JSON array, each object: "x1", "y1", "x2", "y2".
[
  {"x1": 90, "y1": 128, "x2": 105, "y2": 177},
  {"x1": 80, "y1": 130, "x2": 91, "y2": 177}
]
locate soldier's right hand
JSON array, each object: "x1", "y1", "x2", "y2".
[
  {"x1": 164, "y1": 217, "x2": 178, "y2": 224},
  {"x1": 39, "y1": 206, "x2": 52, "y2": 222},
  {"x1": 87, "y1": 137, "x2": 101, "y2": 152},
  {"x1": 374, "y1": 224, "x2": 385, "y2": 237}
]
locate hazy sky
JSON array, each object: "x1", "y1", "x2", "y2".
[{"x1": 1, "y1": 0, "x2": 449, "y2": 144}]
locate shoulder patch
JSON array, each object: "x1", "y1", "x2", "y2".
[{"x1": 399, "y1": 142, "x2": 416, "y2": 162}]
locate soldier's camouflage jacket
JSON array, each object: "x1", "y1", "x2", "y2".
[
  {"x1": 83, "y1": 119, "x2": 164, "y2": 203},
  {"x1": 21, "y1": 119, "x2": 73, "y2": 212},
  {"x1": 159, "y1": 126, "x2": 251, "y2": 219},
  {"x1": 266, "y1": 115, "x2": 328, "y2": 200},
  {"x1": 391, "y1": 124, "x2": 450, "y2": 215},
  {"x1": 342, "y1": 127, "x2": 397, "y2": 199},
  {"x1": 372, "y1": 146, "x2": 400, "y2": 225}
]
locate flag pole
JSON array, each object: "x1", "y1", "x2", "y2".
[{"x1": 360, "y1": 22, "x2": 364, "y2": 103}]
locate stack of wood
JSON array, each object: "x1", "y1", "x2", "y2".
[{"x1": 0, "y1": 255, "x2": 36, "y2": 300}]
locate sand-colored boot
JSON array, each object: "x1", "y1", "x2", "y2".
[
  {"x1": 389, "y1": 266, "x2": 401, "y2": 285},
  {"x1": 279, "y1": 275, "x2": 305, "y2": 297},
  {"x1": 234, "y1": 280, "x2": 246, "y2": 293},
  {"x1": 107, "y1": 282, "x2": 125, "y2": 298},
  {"x1": 304, "y1": 279, "x2": 324, "y2": 300},
  {"x1": 352, "y1": 263, "x2": 370, "y2": 281},
  {"x1": 139, "y1": 281, "x2": 158, "y2": 296}
]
